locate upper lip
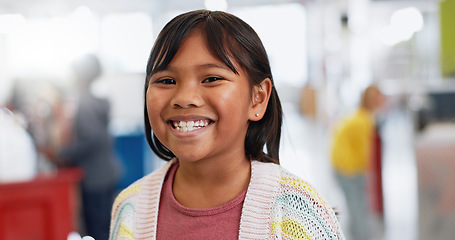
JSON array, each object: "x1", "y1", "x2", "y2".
[{"x1": 166, "y1": 115, "x2": 214, "y2": 123}]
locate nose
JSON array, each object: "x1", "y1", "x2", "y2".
[{"x1": 170, "y1": 82, "x2": 204, "y2": 109}]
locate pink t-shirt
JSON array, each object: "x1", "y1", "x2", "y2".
[{"x1": 156, "y1": 163, "x2": 247, "y2": 239}]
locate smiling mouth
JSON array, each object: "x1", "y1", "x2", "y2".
[{"x1": 171, "y1": 120, "x2": 212, "y2": 132}]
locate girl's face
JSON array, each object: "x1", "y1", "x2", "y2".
[{"x1": 146, "y1": 32, "x2": 256, "y2": 164}]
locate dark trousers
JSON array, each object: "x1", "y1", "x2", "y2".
[{"x1": 82, "y1": 187, "x2": 115, "y2": 240}]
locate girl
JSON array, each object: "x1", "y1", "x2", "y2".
[{"x1": 110, "y1": 10, "x2": 344, "y2": 240}]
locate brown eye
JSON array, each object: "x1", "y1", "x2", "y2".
[
  {"x1": 156, "y1": 78, "x2": 176, "y2": 84},
  {"x1": 202, "y1": 76, "x2": 222, "y2": 83}
]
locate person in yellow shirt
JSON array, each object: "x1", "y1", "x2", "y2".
[{"x1": 331, "y1": 85, "x2": 384, "y2": 240}]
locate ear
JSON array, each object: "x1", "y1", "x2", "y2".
[{"x1": 249, "y1": 78, "x2": 272, "y2": 121}]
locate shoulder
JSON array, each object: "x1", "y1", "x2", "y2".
[
  {"x1": 109, "y1": 178, "x2": 143, "y2": 240},
  {"x1": 353, "y1": 108, "x2": 373, "y2": 125},
  {"x1": 110, "y1": 160, "x2": 175, "y2": 239},
  {"x1": 242, "y1": 161, "x2": 344, "y2": 239},
  {"x1": 112, "y1": 161, "x2": 171, "y2": 210},
  {"x1": 336, "y1": 111, "x2": 369, "y2": 136},
  {"x1": 271, "y1": 165, "x2": 345, "y2": 239}
]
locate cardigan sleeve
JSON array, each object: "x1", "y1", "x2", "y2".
[{"x1": 109, "y1": 182, "x2": 141, "y2": 240}]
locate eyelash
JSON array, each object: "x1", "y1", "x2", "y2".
[
  {"x1": 154, "y1": 76, "x2": 223, "y2": 85},
  {"x1": 154, "y1": 78, "x2": 174, "y2": 85},
  {"x1": 202, "y1": 76, "x2": 223, "y2": 83}
]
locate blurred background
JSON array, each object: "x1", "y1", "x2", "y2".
[{"x1": 0, "y1": 0, "x2": 454, "y2": 239}]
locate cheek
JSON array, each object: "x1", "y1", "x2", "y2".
[
  {"x1": 216, "y1": 87, "x2": 252, "y2": 121},
  {"x1": 146, "y1": 89, "x2": 166, "y2": 129}
]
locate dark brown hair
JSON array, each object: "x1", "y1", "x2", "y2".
[{"x1": 144, "y1": 10, "x2": 282, "y2": 164}]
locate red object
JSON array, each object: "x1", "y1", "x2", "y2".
[
  {"x1": 368, "y1": 126, "x2": 384, "y2": 215},
  {"x1": 0, "y1": 168, "x2": 83, "y2": 240}
]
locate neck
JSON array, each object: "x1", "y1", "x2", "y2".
[
  {"x1": 359, "y1": 106, "x2": 373, "y2": 114},
  {"x1": 173, "y1": 156, "x2": 251, "y2": 208}
]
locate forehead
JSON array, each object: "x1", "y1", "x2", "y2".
[
  {"x1": 166, "y1": 32, "x2": 240, "y2": 72},
  {"x1": 174, "y1": 32, "x2": 213, "y2": 59}
]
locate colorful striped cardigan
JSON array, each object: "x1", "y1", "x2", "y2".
[{"x1": 110, "y1": 159, "x2": 344, "y2": 239}]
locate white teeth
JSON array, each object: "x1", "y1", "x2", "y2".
[{"x1": 173, "y1": 120, "x2": 209, "y2": 132}]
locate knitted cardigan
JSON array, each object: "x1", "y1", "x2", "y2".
[{"x1": 109, "y1": 159, "x2": 344, "y2": 240}]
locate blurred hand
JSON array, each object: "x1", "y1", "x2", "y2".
[
  {"x1": 39, "y1": 145, "x2": 64, "y2": 166},
  {"x1": 67, "y1": 232, "x2": 95, "y2": 240},
  {"x1": 40, "y1": 146, "x2": 56, "y2": 162}
]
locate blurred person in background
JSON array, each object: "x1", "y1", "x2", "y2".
[
  {"x1": 41, "y1": 54, "x2": 121, "y2": 240},
  {"x1": 0, "y1": 106, "x2": 37, "y2": 183},
  {"x1": 330, "y1": 84, "x2": 384, "y2": 240}
]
